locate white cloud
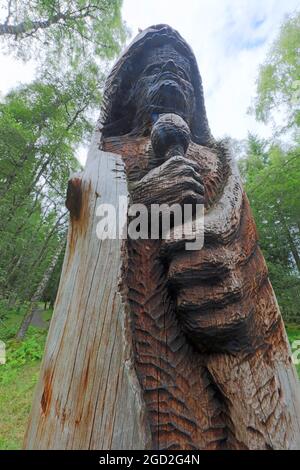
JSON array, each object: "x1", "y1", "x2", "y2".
[
  {"x1": 122, "y1": 0, "x2": 299, "y2": 141},
  {"x1": 0, "y1": 55, "x2": 35, "y2": 98}
]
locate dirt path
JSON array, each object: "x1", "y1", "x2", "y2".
[{"x1": 30, "y1": 308, "x2": 48, "y2": 329}]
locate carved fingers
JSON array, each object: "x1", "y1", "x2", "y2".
[
  {"x1": 131, "y1": 155, "x2": 204, "y2": 207},
  {"x1": 165, "y1": 196, "x2": 272, "y2": 354}
]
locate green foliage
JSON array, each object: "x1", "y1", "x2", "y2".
[
  {"x1": 286, "y1": 323, "x2": 300, "y2": 343},
  {"x1": 239, "y1": 134, "x2": 300, "y2": 322},
  {"x1": 0, "y1": 329, "x2": 46, "y2": 384},
  {"x1": 0, "y1": 305, "x2": 48, "y2": 449},
  {"x1": 42, "y1": 308, "x2": 53, "y2": 323},
  {"x1": 0, "y1": 362, "x2": 40, "y2": 449},
  {"x1": 0, "y1": 1, "x2": 127, "y2": 64},
  {"x1": 0, "y1": 320, "x2": 47, "y2": 381},
  {"x1": 253, "y1": 12, "x2": 300, "y2": 139},
  {"x1": 0, "y1": 79, "x2": 74, "y2": 302},
  {"x1": 286, "y1": 324, "x2": 300, "y2": 377},
  {"x1": 0, "y1": 301, "x2": 27, "y2": 340},
  {"x1": 0, "y1": 0, "x2": 126, "y2": 333}
]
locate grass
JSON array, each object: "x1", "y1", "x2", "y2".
[
  {"x1": 0, "y1": 305, "x2": 26, "y2": 341},
  {"x1": 0, "y1": 362, "x2": 41, "y2": 449},
  {"x1": 0, "y1": 301, "x2": 52, "y2": 450},
  {"x1": 0, "y1": 308, "x2": 299, "y2": 449},
  {"x1": 0, "y1": 324, "x2": 48, "y2": 449},
  {"x1": 286, "y1": 323, "x2": 300, "y2": 343}
]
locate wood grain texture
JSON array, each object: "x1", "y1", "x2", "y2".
[
  {"x1": 160, "y1": 142, "x2": 300, "y2": 448},
  {"x1": 24, "y1": 131, "x2": 151, "y2": 449},
  {"x1": 125, "y1": 238, "x2": 227, "y2": 450},
  {"x1": 24, "y1": 131, "x2": 300, "y2": 450},
  {"x1": 105, "y1": 134, "x2": 300, "y2": 449}
]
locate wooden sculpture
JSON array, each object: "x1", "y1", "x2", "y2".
[{"x1": 24, "y1": 24, "x2": 300, "y2": 450}]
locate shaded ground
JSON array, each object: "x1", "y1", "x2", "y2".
[{"x1": 30, "y1": 308, "x2": 48, "y2": 329}]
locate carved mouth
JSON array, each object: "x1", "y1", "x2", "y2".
[
  {"x1": 149, "y1": 81, "x2": 187, "y2": 115},
  {"x1": 157, "y1": 71, "x2": 182, "y2": 83}
]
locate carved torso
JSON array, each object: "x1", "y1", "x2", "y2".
[
  {"x1": 102, "y1": 131, "x2": 291, "y2": 449},
  {"x1": 98, "y1": 22, "x2": 300, "y2": 445}
]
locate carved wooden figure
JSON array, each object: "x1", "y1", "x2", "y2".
[{"x1": 24, "y1": 24, "x2": 300, "y2": 450}]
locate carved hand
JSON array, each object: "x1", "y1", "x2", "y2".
[{"x1": 131, "y1": 155, "x2": 204, "y2": 207}]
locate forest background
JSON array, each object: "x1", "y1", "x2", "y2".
[{"x1": 0, "y1": 0, "x2": 299, "y2": 449}]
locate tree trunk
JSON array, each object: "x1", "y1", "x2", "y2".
[
  {"x1": 278, "y1": 210, "x2": 300, "y2": 273},
  {"x1": 23, "y1": 131, "x2": 151, "y2": 449}
]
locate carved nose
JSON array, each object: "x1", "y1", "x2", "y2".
[{"x1": 162, "y1": 60, "x2": 177, "y2": 73}]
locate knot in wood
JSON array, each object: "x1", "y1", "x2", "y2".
[{"x1": 65, "y1": 177, "x2": 82, "y2": 221}]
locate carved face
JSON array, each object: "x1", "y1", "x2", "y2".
[
  {"x1": 130, "y1": 45, "x2": 196, "y2": 130},
  {"x1": 101, "y1": 25, "x2": 213, "y2": 145}
]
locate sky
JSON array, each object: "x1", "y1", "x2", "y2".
[
  {"x1": 122, "y1": 0, "x2": 299, "y2": 141},
  {"x1": 0, "y1": 0, "x2": 299, "y2": 164}
]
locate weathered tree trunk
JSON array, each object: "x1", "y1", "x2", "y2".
[
  {"x1": 24, "y1": 131, "x2": 151, "y2": 449},
  {"x1": 24, "y1": 24, "x2": 300, "y2": 450},
  {"x1": 277, "y1": 206, "x2": 300, "y2": 273},
  {"x1": 16, "y1": 244, "x2": 64, "y2": 341}
]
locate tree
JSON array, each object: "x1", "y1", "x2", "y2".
[
  {"x1": 246, "y1": 13, "x2": 300, "y2": 322},
  {"x1": 0, "y1": 69, "x2": 106, "y2": 310},
  {"x1": 0, "y1": 0, "x2": 126, "y2": 337},
  {"x1": 239, "y1": 134, "x2": 300, "y2": 322},
  {"x1": 42, "y1": 246, "x2": 65, "y2": 309},
  {"x1": 16, "y1": 242, "x2": 64, "y2": 341},
  {"x1": 0, "y1": 0, "x2": 126, "y2": 62},
  {"x1": 253, "y1": 12, "x2": 300, "y2": 139}
]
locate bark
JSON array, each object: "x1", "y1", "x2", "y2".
[
  {"x1": 0, "y1": 15, "x2": 64, "y2": 36},
  {"x1": 0, "y1": 7, "x2": 98, "y2": 37}
]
